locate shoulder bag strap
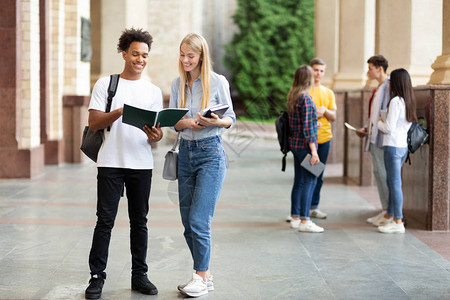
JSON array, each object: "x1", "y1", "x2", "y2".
[
  {"x1": 171, "y1": 132, "x2": 180, "y2": 151},
  {"x1": 106, "y1": 74, "x2": 120, "y2": 131}
]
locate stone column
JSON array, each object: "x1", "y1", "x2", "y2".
[
  {"x1": 99, "y1": 0, "x2": 148, "y2": 80},
  {"x1": 314, "y1": 0, "x2": 339, "y2": 87},
  {"x1": 0, "y1": 0, "x2": 44, "y2": 178},
  {"x1": 429, "y1": 0, "x2": 450, "y2": 84},
  {"x1": 333, "y1": 0, "x2": 375, "y2": 89},
  {"x1": 46, "y1": 0, "x2": 66, "y2": 163},
  {"x1": 375, "y1": 0, "x2": 442, "y2": 86}
]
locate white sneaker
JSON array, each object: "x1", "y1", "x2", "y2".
[
  {"x1": 366, "y1": 211, "x2": 386, "y2": 224},
  {"x1": 286, "y1": 215, "x2": 292, "y2": 222},
  {"x1": 178, "y1": 275, "x2": 213, "y2": 292},
  {"x1": 372, "y1": 215, "x2": 393, "y2": 226},
  {"x1": 298, "y1": 220, "x2": 324, "y2": 233},
  {"x1": 378, "y1": 221, "x2": 405, "y2": 233},
  {"x1": 290, "y1": 219, "x2": 301, "y2": 228},
  {"x1": 310, "y1": 209, "x2": 327, "y2": 219},
  {"x1": 179, "y1": 273, "x2": 208, "y2": 297}
]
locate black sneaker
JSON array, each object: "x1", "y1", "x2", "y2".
[
  {"x1": 85, "y1": 276, "x2": 104, "y2": 299},
  {"x1": 131, "y1": 275, "x2": 158, "y2": 295}
]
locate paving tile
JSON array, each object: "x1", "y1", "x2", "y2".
[{"x1": 0, "y1": 138, "x2": 448, "y2": 299}]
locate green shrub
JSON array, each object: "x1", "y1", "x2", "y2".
[{"x1": 225, "y1": 0, "x2": 314, "y2": 119}]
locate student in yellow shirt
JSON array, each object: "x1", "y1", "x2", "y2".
[{"x1": 308, "y1": 58, "x2": 336, "y2": 219}]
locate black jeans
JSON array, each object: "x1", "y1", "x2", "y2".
[{"x1": 89, "y1": 167, "x2": 152, "y2": 279}]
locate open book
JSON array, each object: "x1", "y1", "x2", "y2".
[
  {"x1": 301, "y1": 154, "x2": 325, "y2": 177},
  {"x1": 122, "y1": 104, "x2": 188, "y2": 130},
  {"x1": 201, "y1": 104, "x2": 229, "y2": 118}
]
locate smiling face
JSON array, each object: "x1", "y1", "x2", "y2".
[
  {"x1": 311, "y1": 64, "x2": 326, "y2": 84},
  {"x1": 180, "y1": 43, "x2": 202, "y2": 78},
  {"x1": 122, "y1": 41, "x2": 149, "y2": 80}
]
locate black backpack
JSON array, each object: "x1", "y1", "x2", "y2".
[
  {"x1": 405, "y1": 117, "x2": 429, "y2": 164},
  {"x1": 275, "y1": 111, "x2": 290, "y2": 171}
]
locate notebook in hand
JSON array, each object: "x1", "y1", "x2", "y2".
[
  {"x1": 122, "y1": 104, "x2": 188, "y2": 130},
  {"x1": 201, "y1": 104, "x2": 229, "y2": 118},
  {"x1": 301, "y1": 154, "x2": 325, "y2": 177}
]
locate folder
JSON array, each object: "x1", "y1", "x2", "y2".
[
  {"x1": 301, "y1": 154, "x2": 325, "y2": 177},
  {"x1": 122, "y1": 104, "x2": 188, "y2": 130},
  {"x1": 201, "y1": 104, "x2": 229, "y2": 118}
]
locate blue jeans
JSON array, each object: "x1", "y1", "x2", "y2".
[
  {"x1": 384, "y1": 146, "x2": 408, "y2": 219},
  {"x1": 311, "y1": 140, "x2": 331, "y2": 209},
  {"x1": 290, "y1": 148, "x2": 317, "y2": 220},
  {"x1": 178, "y1": 136, "x2": 227, "y2": 271}
]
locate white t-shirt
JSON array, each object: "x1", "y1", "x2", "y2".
[
  {"x1": 377, "y1": 96, "x2": 412, "y2": 148},
  {"x1": 88, "y1": 76, "x2": 163, "y2": 169}
]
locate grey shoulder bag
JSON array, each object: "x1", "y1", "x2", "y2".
[{"x1": 162, "y1": 133, "x2": 180, "y2": 180}]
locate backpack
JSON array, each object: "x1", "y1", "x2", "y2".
[
  {"x1": 275, "y1": 111, "x2": 290, "y2": 171},
  {"x1": 405, "y1": 117, "x2": 429, "y2": 164},
  {"x1": 80, "y1": 74, "x2": 120, "y2": 162}
]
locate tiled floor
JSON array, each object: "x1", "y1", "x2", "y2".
[{"x1": 0, "y1": 134, "x2": 449, "y2": 299}]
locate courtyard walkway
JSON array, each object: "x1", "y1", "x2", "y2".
[{"x1": 0, "y1": 126, "x2": 449, "y2": 299}]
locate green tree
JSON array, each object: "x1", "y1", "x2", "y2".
[{"x1": 225, "y1": 0, "x2": 314, "y2": 119}]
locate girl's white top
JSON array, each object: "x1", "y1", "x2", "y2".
[{"x1": 377, "y1": 96, "x2": 412, "y2": 148}]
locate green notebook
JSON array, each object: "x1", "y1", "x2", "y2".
[{"x1": 122, "y1": 104, "x2": 188, "y2": 130}]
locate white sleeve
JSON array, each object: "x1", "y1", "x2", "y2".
[
  {"x1": 169, "y1": 78, "x2": 180, "y2": 109},
  {"x1": 378, "y1": 97, "x2": 401, "y2": 134},
  {"x1": 88, "y1": 77, "x2": 109, "y2": 112}
]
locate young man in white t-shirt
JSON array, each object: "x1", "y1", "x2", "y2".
[
  {"x1": 85, "y1": 28, "x2": 163, "y2": 299},
  {"x1": 356, "y1": 55, "x2": 390, "y2": 226}
]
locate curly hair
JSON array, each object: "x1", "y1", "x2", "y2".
[{"x1": 117, "y1": 28, "x2": 153, "y2": 53}]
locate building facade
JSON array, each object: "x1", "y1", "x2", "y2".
[{"x1": 0, "y1": 0, "x2": 449, "y2": 177}]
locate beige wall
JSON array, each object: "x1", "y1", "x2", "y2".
[
  {"x1": 63, "y1": 0, "x2": 90, "y2": 96},
  {"x1": 147, "y1": 0, "x2": 198, "y2": 96},
  {"x1": 429, "y1": 0, "x2": 450, "y2": 84},
  {"x1": 314, "y1": 0, "x2": 339, "y2": 88},
  {"x1": 48, "y1": 0, "x2": 65, "y2": 140},
  {"x1": 333, "y1": 0, "x2": 376, "y2": 89},
  {"x1": 316, "y1": 0, "x2": 444, "y2": 88},
  {"x1": 92, "y1": 0, "x2": 238, "y2": 96}
]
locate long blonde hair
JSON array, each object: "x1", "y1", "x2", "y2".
[
  {"x1": 286, "y1": 65, "x2": 314, "y2": 113},
  {"x1": 178, "y1": 33, "x2": 212, "y2": 110}
]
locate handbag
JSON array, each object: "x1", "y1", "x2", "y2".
[
  {"x1": 162, "y1": 133, "x2": 180, "y2": 180},
  {"x1": 80, "y1": 127, "x2": 105, "y2": 162},
  {"x1": 80, "y1": 74, "x2": 120, "y2": 162}
]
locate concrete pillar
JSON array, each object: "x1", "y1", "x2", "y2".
[
  {"x1": 205, "y1": 0, "x2": 238, "y2": 79},
  {"x1": 0, "y1": 0, "x2": 44, "y2": 178},
  {"x1": 314, "y1": 0, "x2": 339, "y2": 87},
  {"x1": 64, "y1": 0, "x2": 91, "y2": 96},
  {"x1": 333, "y1": 0, "x2": 375, "y2": 89},
  {"x1": 375, "y1": 0, "x2": 442, "y2": 86},
  {"x1": 429, "y1": 0, "x2": 450, "y2": 84},
  {"x1": 99, "y1": 0, "x2": 148, "y2": 80}
]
